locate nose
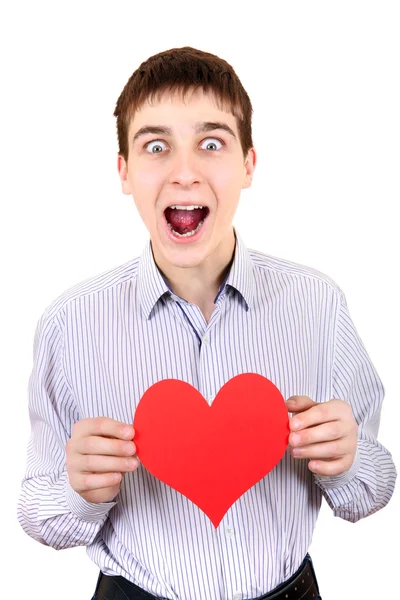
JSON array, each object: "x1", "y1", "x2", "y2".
[{"x1": 168, "y1": 150, "x2": 201, "y2": 187}]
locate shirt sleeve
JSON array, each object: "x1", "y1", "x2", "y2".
[
  {"x1": 17, "y1": 310, "x2": 117, "y2": 549},
  {"x1": 313, "y1": 290, "x2": 397, "y2": 522}
]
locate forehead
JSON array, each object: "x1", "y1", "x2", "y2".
[{"x1": 129, "y1": 87, "x2": 238, "y2": 134}]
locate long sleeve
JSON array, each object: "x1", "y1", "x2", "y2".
[
  {"x1": 16, "y1": 310, "x2": 117, "y2": 550},
  {"x1": 313, "y1": 291, "x2": 397, "y2": 522}
]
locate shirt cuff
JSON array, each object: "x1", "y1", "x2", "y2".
[
  {"x1": 65, "y1": 478, "x2": 117, "y2": 522},
  {"x1": 313, "y1": 444, "x2": 361, "y2": 489}
]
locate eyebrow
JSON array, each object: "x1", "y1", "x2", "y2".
[{"x1": 132, "y1": 121, "x2": 237, "y2": 145}]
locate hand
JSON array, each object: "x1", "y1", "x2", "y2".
[
  {"x1": 286, "y1": 396, "x2": 358, "y2": 476},
  {"x1": 66, "y1": 417, "x2": 139, "y2": 503}
]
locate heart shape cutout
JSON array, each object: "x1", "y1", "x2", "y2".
[{"x1": 134, "y1": 373, "x2": 289, "y2": 527}]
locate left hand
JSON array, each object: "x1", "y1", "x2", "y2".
[{"x1": 286, "y1": 396, "x2": 358, "y2": 476}]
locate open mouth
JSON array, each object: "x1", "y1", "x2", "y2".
[{"x1": 164, "y1": 205, "x2": 210, "y2": 238}]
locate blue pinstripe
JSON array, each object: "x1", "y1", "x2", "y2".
[{"x1": 17, "y1": 227, "x2": 396, "y2": 600}]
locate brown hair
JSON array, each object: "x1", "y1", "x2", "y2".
[{"x1": 113, "y1": 46, "x2": 254, "y2": 163}]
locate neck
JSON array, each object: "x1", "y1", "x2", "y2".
[{"x1": 152, "y1": 228, "x2": 236, "y2": 307}]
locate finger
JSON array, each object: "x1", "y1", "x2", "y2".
[
  {"x1": 308, "y1": 457, "x2": 353, "y2": 476},
  {"x1": 78, "y1": 454, "x2": 140, "y2": 474},
  {"x1": 289, "y1": 421, "x2": 344, "y2": 447},
  {"x1": 75, "y1": 436, "x2": 136, "y2": 457},
  {"x1": 73, "y1": 417, "x2": 135, "y2": 441},
  {"x1": 288, "y1": 400, "x2": 346, "y2": 431},
  {"x1": 73, "y1": 471, "x2": 124, "y2": 493},
  {"x1": 286, "y1": 396, "x2": 317, "y2": 414},
  {"x1": 290, "y1": 438, "x2": 348, "y2": 459}
]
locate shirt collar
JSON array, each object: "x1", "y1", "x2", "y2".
[{"x1": 137, "y1": 226, "x2": 255, "y2": 320}]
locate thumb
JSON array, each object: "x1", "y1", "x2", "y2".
[{"x1": 285, "y1": 395, "x2": 317, "y2": 412}]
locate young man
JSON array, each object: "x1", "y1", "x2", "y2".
[{"x1": 17, "y1": 47, "x2": 396, "y2": 600}]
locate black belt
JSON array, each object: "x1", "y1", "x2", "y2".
[{"x1": 93, "y1": 554, "x2": 322, "y2": 600}]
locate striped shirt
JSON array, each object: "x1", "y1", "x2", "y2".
[{"x1": 17, "y1": 227, "x2": 396, "y2": 600}]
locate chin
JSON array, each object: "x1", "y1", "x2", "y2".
[{"x1": 164, "y1": 246, "x2": 207, "y2": 269}]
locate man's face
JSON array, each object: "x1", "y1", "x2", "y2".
[{"x1": 118, "y1": 87, "x2": 256, "y2": 270}]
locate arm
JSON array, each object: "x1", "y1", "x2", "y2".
[
  {"x1": 16, "y1": 311, "x2": 116, "y2": 549},
  {"x1": 313, "y1": 291, "x2": 397, "y2": 522}
]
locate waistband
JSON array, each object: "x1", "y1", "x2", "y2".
[{"x1": 94, "y1": 554, "x2": 321, "y2": 600}]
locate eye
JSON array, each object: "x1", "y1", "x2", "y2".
[
  {"x1": 200, "y1": 137, "x2": 224, "y2": 151},
  {"x1": 145, "y1": 140, "x2": 167, "y2": 154},
  {"x1": 144, "y1": 137, "x2": 225, "y2": 154}
]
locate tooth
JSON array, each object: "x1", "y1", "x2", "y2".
[
  {"x1": 169, "y1": 205, "x2": 204, "y2": 210},
  {"x1": 167, "y1": 218, "x2": 205, "y2": 237}
]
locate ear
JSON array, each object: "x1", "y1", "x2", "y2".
[
  {"x1": 242, "y1": 147, "x2": 257, "y2": 189},
  {"x1": 117, "y1": 154, "x2": 132, "y2": 195}
]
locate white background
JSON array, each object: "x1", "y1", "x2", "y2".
[{"x1": 1, "y1": 1, "x2": 399, "y2": 599}]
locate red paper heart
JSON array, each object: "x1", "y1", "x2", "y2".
[{"x1": 133, "y1": 373, "x2": 289, "y2": 527}]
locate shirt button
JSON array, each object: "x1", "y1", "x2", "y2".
[
  {"x1": 226, "y1": 526, "x2": 234, "y2": 538},
  {"x1": 233, "y1": 594, "x2": 242, "y2": 600},
  {"x1": 203, "y1": 336, "x2": 209, "y2": 345}
]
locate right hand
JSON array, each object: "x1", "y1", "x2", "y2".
[{"x1": 66, "y1": 417, "x2": 140, "y2": 504}]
